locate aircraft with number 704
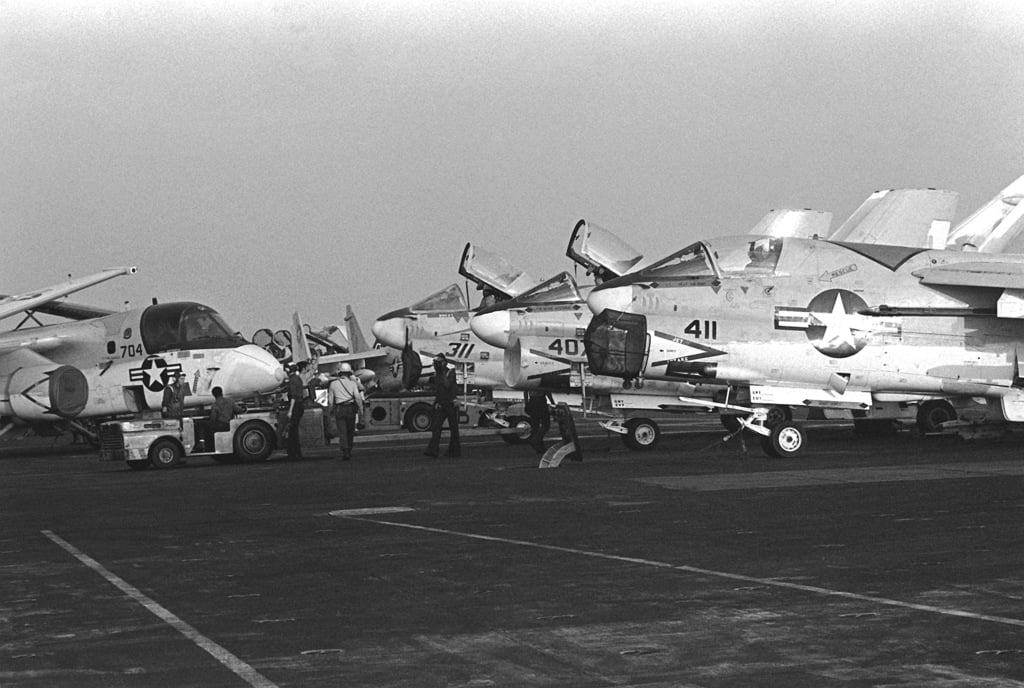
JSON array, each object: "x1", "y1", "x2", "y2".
[{"x1": 0, "y1": 268, "x2": 286, "y2": 440}]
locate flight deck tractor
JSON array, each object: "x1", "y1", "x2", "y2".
[{"x1": 98, "y1": 405, "x2": 326, "y2": 470}]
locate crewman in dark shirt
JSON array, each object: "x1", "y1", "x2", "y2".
[
  {"x1": 286, "y1": 361, "x2": 309, "y2": 460},
  {"x1": 423, "y1": 353, "x2": 461, "y2": 458}
]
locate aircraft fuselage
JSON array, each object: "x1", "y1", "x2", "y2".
[{"x1": 585, "y1": 237, "x2": 1024, "y2": 404}]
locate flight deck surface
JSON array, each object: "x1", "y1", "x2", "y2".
[{"x1": 3, "y1": 420, "x2": 1024, "y2": 687}]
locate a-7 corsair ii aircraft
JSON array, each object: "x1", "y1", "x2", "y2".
[
  {"x1": 0, "y1": 268, "x2": 285, "y2": 439},
  {"x1": 584, "y1": 230, "x2": 1024, "y2": 457}
]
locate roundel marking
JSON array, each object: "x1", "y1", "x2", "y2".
[
  {"x1": 129, "y1": 356, "x2": 183, "y2": 392},
  {"x1": 805, "y1": 289, "x2": 869, "y2": 358}
]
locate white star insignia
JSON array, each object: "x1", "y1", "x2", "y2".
[{"x1": 814, "y1": 294, "x2": 857, "y2": 350}]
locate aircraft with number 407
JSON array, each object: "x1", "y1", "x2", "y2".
[
  {"x1": 583, "y1": 226, "x2": 1024, "y2": 457},
  {"x1": 0, "y1": 268, "x2": 286, "y2": 440}
]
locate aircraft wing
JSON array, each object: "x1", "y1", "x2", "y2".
[
  {"x1": 316, "y1": 349, "x2": 390, "y2": 365},
  {"x1": 0, "y1": 267, "x2": 136, "y2": 322},
  {"x1": 20, "y1": 300, "x2": 117, "y2": 320},
  {"x1": 912, "y1": 261, "x2": 1024, "y2": 290},
  {"x1": 946, "y1": 172, "x2": 1024, "y2": 252},
  {"x1": 830, "y1": 189, "x2": 958, "y2": 247},
  {"x1": 291, "y1": 311, "x2": 388, "y2": 372}
]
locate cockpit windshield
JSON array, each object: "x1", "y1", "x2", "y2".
[
  {"x1": 410, "y1": 284, "x2": 469, "y2": 312},
  {"x1": 141, "y1": 302, "x2": 247, "y2": 353},
  {"x1": 642, "y1": 241, "x2": 717, "y2": 280},
  {"x1": 515, "y1": 272, "x2": 583, "y2": 305},
  {"x1": 642, "y1": 235, "x2": 783, "y2": 281}
]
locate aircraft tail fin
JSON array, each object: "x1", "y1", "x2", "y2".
[
  {"x1": 345, "y1": 305, "x2": 371, "y2": 353},
  {"x1": 290, "y1": 312, "x2": 313, "y2": 363}
]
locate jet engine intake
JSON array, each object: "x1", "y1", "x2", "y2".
[
  {"x1": 5, "y1": 365, "x2": 89, "y2": 421},
  {"x1": 584, "y1": 309, "x2": 648, "y2": 380}
]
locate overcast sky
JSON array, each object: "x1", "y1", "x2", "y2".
[{"x1": 3, "y1": 0, "x2": 1023, "y2": 340}]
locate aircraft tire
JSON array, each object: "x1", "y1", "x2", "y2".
[
  {"x1": 763, "y1": 422, "x2": 805, "y2": 458},
  {"x1": 622, "y1": 417, "x2": 660, "y2": 450},
  {"x1": 500, "y1": 416, "x2": 532, "y2": 444},
  {"x1": 916, "y1": 400, "x2": 956, "y2": 434},
  {"x1": 765, "y1": 405, "x2": 793, "y2": 428},
  {"x1": 149, "y1": 438, "x2": 183, "y2": 469},
  {"x1": 404, "y1": 403, "x2": 434, "y2": 432},
  {"x1": 233, "y1": 421, "x2": 274, "y2": 462}
]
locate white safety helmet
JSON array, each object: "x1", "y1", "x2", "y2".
[{"x1": 338, "y1": 362, "x2": 353, "y2": 374}]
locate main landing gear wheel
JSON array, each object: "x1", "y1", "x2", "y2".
[
  {"x1": 916, "y1": 400, "x2": 957, "y2": 434},
  {"x1": 622, "y1": 418, "x2": 660, "y2": 450},
  {"x1": 764, "y1": 405, "x2": 793, "y2": 429},
  {"x1": 149, "y1": 438, "x2": 183, "y2": 469},
  {"x1": 761, "y1": 423, "x2": 805, "y2": 458},
  {"x1": 233, "y1": 421, "x2": 274, "y2": 462},
  {"x1": 500, "y1": 416, "x2": 532, "y2": 445}
]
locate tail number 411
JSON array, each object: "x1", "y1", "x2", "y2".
[{"x1": 684, "y1": 319, "x2": 718, "y2": 340}]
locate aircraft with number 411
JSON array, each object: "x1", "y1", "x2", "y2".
[
  {"x1": 583, "y1": 222, "x2": 1024, "y2": 457},
  {"x1": 0, "y1": 268, "x2": 286, "y2": 440}
]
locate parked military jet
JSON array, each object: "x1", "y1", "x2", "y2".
[
  {"x1": 584, "y1": 229, "x2": 1024, "y2": 456},
  {"x1": 0, "y1": 268, "x2": 286, "y2": 439},
  {"x1": 371, "y1": 245, "x2": 542, "y2": 390},
  {"x1": 470, "y1": 198, "x2": 952, "y2": 449}
]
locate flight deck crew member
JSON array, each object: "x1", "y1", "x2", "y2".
[
  {"x1": 424, "y1": 353, "x2": 461, "y2": 458},
  {"x1": 161, "y1": 371, "x2": 187, "y2": 420},
  {"x1": 525, "y1": 390, "x2": 552, "y2": 455},
  {"x1": 286, "y1": 361, "x2": 309, "y2": 460},
  {"x1": 205, "y1": 386, "x2": 242, "y2": 449},
  {"x1": 328, "y1": 362, "x2": 363, "y2": 460}
]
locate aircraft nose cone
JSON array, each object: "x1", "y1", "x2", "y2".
[
  {"x1": 216, "y1": 344, "x2": 287, "y2": 395},
  {"x1": 470, "y1": 310, "x2": 511, "y2": 349},
  {"x1": 587, "y1": 285, "x2": 635, "y2": 315},
  {"x1": 371, "y1": 317, "x2": 407, "y2": 349}
]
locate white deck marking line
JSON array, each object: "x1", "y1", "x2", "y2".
[
  {"x1": 339, "y1": 516, "x2": 1024, "y2": 629},
  {"x1": 42, "y1": 530, "x2": 278, "y2": 688}
]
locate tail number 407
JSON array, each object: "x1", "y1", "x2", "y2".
[{"x1": 547, "y1": 338, "x2": 584, "y2": 357}]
